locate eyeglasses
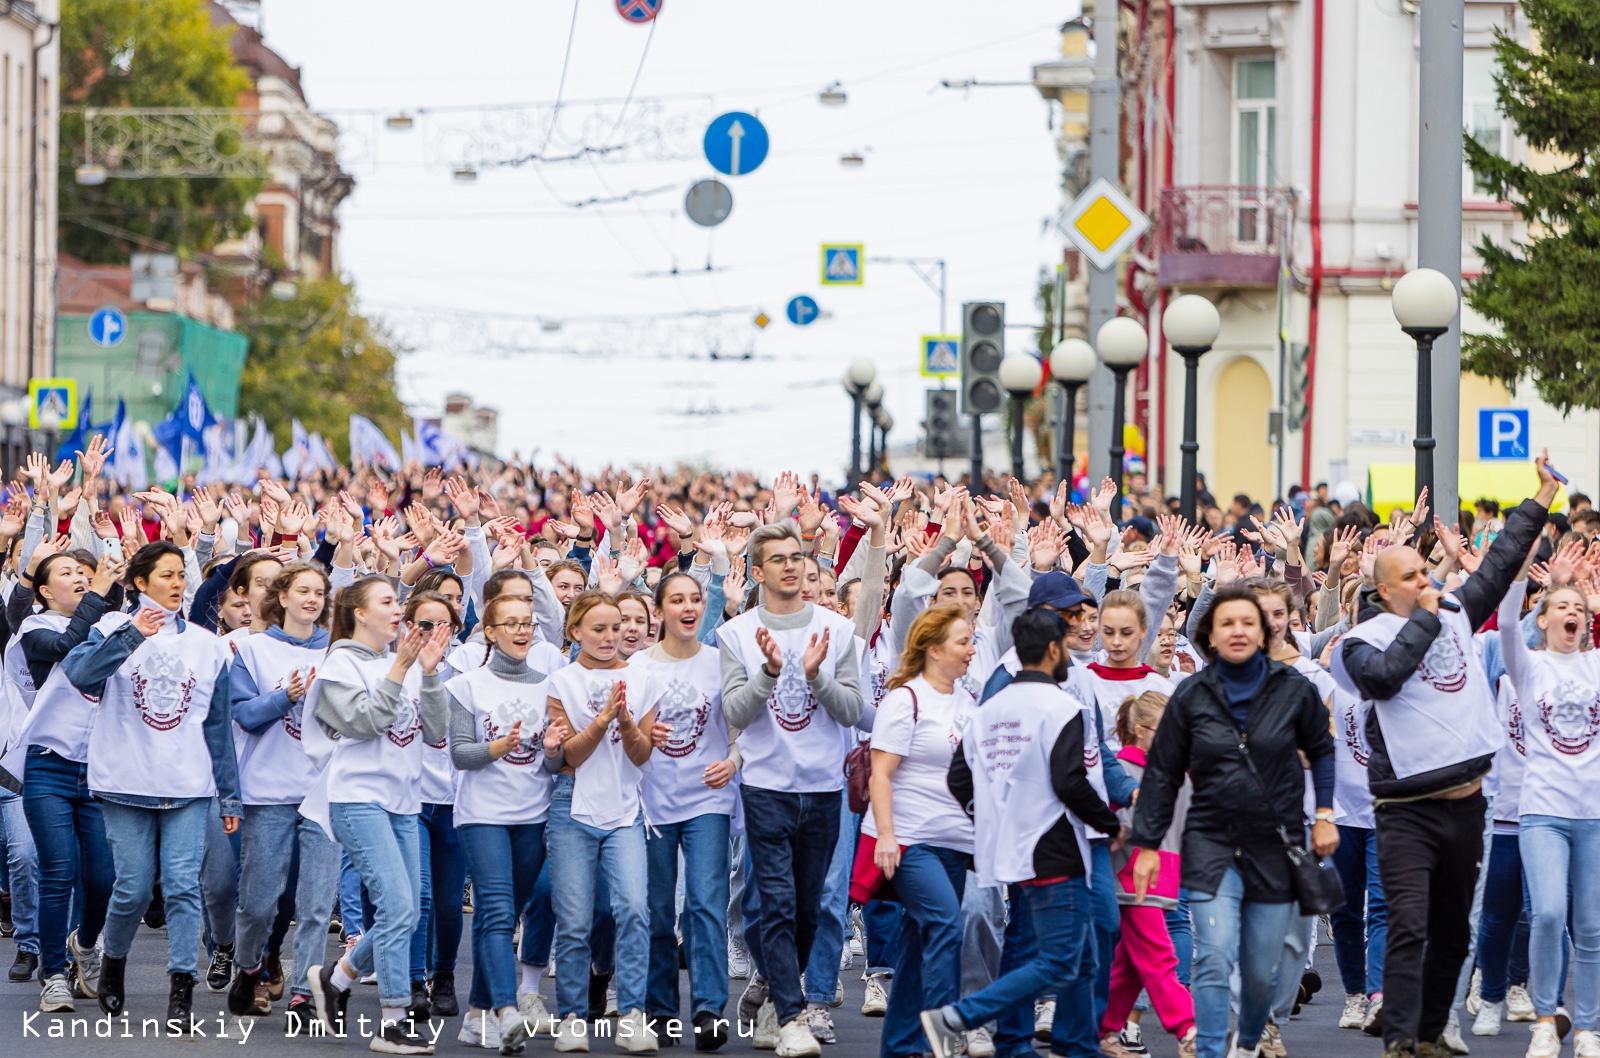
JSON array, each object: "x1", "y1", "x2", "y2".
[
  {"x1": 414, "y1": 619, "x2": 456, "y2": 633},
  {"x1": 491, "y1": 621, "x2": 535, "y2": 633},
  {"x1": 763, "y1": 553, "x2": 806, "y2": 567},
  {"x1": 1156, "y1": 631, "x2": 1178, "y2": 642}
]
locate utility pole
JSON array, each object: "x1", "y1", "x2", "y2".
[
  {"x1": 1085, "y1": 0, "x2": 1120, "y2": 483},
  {"x1": 1418, "y1": 0, "x2": 1464, "y2": 525}
]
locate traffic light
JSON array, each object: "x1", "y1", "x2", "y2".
[
  {"x1": 1286, "y1": 342, "x2": 1311, "y2": 430},
  {"x1": 923, "y1": 389, "x2": 960, "y2": 459},
  {"x1": 959, "y1": 301, "x2": 1005, "y2": 418}
]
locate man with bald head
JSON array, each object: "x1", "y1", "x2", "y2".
[{"x1": 1332, "y1": 456, "x2": 1560, "y2": 1058}]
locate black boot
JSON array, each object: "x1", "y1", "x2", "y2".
[
  {"x1": 408, "y1": 977, "x2": 431, "y2": 1022},
  {"x1": 98, "y1": 955, "x2": 127, "y2": 1017},
  {"x1": 167, "y1": 971, "x2": 196, "y2": 1025},
  {"x1": 228, "y1": 966, "x2": 264, "y2": 1017},
  {"x1": 143, "y1": 882, "x2": 166, "y2": 930},
  {"x1": 8, "y1": 949, "x2": 38, "y2": 983},
  {"x1": 0, "y1": 892, "x2": 13, "y2": 937},
  {"x1": 694, "y1": 1010, "x2": 728, "y2": 1052},
  {"x1": 429, "y1": 970, "x2": 458, "y2": 1017},
  {"x1": 588, "y1": 971, "x2": 612, "y2": 1020}
]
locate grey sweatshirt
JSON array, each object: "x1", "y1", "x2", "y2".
[
  {"x1": 719, "y1": 604, "x2": 863, "y2": 730},
  {"x1": 448, "y1": 647, "x2": 561, "y2": 772},
  {"x1": 314, "y1": 639, "x2": 448, "y2": 745}
]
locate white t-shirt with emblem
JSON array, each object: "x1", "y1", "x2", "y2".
[
  {"x1": 308, "y1": 648, "x2": 427, "y2": 817},
  {"x1": 448, "y1": 665, "x2": 554, "y2": 826},
  {"x1": 628, "y1": 646, "x2": 736, "y2": 825},
  {"x1": 860, "y1": 676, "x2": 975, "y2": 853},
  {"x1": 1331, "y1": 688, "x2": 1375, "y2": 829},
  {"x1": 545, "y1": 662, "x2": 660, "y2": 830},
  {"x1": 232, "y1": 631, "x2": 327, "y2": 805}
]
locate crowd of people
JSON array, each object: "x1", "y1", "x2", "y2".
[{"x1": 0, "y1": 440, "x2": 1586, "y2": 1058}]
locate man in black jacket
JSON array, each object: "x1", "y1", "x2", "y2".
[{"x1": 1332, "y1": 456, "x2": 1558, "y2": 1058}]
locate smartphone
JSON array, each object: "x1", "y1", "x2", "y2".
[{"x1": 1545, "y1": 462, "x2": 1570, "y2": 485}]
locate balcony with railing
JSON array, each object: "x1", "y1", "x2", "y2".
[{"x1": 1156, "y1": 185, "x2": 1294, "y2": 289}]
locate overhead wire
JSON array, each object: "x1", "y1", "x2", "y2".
[{"x1": 540, "y1": 0, "x2": 583, "y2": 158}]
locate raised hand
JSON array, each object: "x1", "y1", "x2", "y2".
[
  {"x1": 796, "y1": 489, "x2": 828, "y2": 536},
  {"x1": 89, "y1": 552, "x2": 124, "y2": 596},
  {"x1": 287, "y1": 668, "x2": 309, "y2": 704},
  {"x1": 132, "y1": 608, "x2": 166, "y2": 638},
  {"x1": 419, "y1": 623, "x2": 452, "y2": 674},
  {"x1": 47, "y1": 458, "x2": 75, "y2": 491},
  {"x1": 802, "y1": 628, "x2": 831, "y2": 681},
  {"x1": 1049, "y1": 480, "x2": 1070, "y2": 528},
  {"x1": 78, "y1": 435, "x2": 112, "y2": 482},
  {"x1": 1213, "y1": 541, "x2": 1240, "y2": 586},
  {"x1": 0, "y1": 497, "x2": 27, "y2": 539},
  {"x1": 1091, "y1": 477, "x2": 1117, "y2": 514},
  {"x1": 1156, "y1": 514, "x2": 1186, "y2": 557},
  {"x1": 754, "y1": 626, "x2": 784, "y2": 674},
  {"x1": 1327, "y1": 525, "x2": 1360, "y2": 573},
  {"x1": 31, "y1": 532, "x2": 70, "y2": 564},
  {"x1": 421, "y1": 468, "x2": 444, "y2": 501},
  {"x1": 405, "y1": 503, "x2": 439, "y2": 547},
  {"x1": 618, "y1": 537, "x2": 649, "y2": 584},
  {"x1": 837, "y1": 494, "x2": 882, "y2": 529},
  {"x1": 443, "y1": 476, "x2": 479, "y2": 521},
  {"x1": 771, "y1": 471, "x2": 803, "y2": 520},
  {"x1": 1411, "y1": 486, "x2": 1430, "y2": 534},
  {"x1": 1548, "y1": 538, "x2": 1588, "y2": 587},
  {"x1": 655, "y1": 503, "x2": 694, "y2": 540},
  {"x1": 1028, "y1": 523, "x2": 1066, "y2": 571},
  {"x1": 394, "y1": 625, "x2": 426, "y2": 671},
  {"x1": 885, "y1": 477, "x2": 916, "y2": 506},
  {"x1": 279, "y1": 500, "x2": 312, "y2": 538}
]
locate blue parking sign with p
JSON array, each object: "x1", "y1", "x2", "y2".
[{"x1": 1479, "y1": 408, "x2": 1529, "y2": 460}]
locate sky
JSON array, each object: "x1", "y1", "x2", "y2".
[{"x1": 259, "y1": 0, "x2": 1079, "y2": 476}]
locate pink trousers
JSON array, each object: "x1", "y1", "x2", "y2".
[{"x1": 1100, "y1": 903, "x2": 1196, "y2": 1038}]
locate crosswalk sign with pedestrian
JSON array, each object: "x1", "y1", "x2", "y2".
[
  {"x1": 921, "y1": 335, "x2": 960, "y2": 378},
  {"x1": 820, "y1": 244, "x2": 863, "y2": 286},
  {"x1": 28, "y1": 378, "x2": 77, "y2": 429}
]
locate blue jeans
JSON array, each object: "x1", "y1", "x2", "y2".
[
  {"x1": 647, "y1": 812, "x2": 730, "y2": 1019},
  {"x1": 953, "y1": 878, "x2": 1097, "y2": 1058},
  {"x1": 1188, "y1": 865, "x2": 1293, "y2": 1058},
  {"x1": 869, "y1": 898, "x2": 905, "y2": 978},
  {"x1": 520, "y1": 864, "x2": 554, "y2": 971},
  {"x1": 234, "y1": 804, "x2": 301, "y2": 969},
  {"x1": 881, "y1": 845, "x2": 967, "y2": 1058},
  {"x1": 546, "y1": 776, "x2": 648, "y2": 1016},
  {"x1": 200, "y1": 802, "x2": 239, "y2": 951},
  {"x1": 338, "y1": 852, "x2": 368, "y2": 938},
  {"x1": 1521, "y1": 815, "x2": 1600, "y2": 1029},
  {"x1": 1477, "y1": 833, "x2": 1529, "y2": 1004},
  {"x1": 100, "y1": 798, "x2": 211, "y2": 975},
  {"x1": 1167, "y1": 892, "x2": 1193, "y2": 988},
  {"x1": 329, "y1": 802, "x2": 422, "y2": 1008},
  {"x1": 1085, "y1": 840, "x2": 1120, "y2": 1025},
  {"x1": 728, "y1": 834, "x2": 748, "y2": 951},
  {"x1": 740, "y1": 785, "x2": 843, "y2": 1024},
  {"x1": 410, "y1": 803, "x2": 466, "y2": 980},
  {"x1": 0, "y1": 790, "x2": 39, "y2": 954},
  {"x1": 22, "y1": 747, "x2": 113, "y2": 978},
  {"x1": 288, "y1": 815, "x2": 343, "y2": 999},
  {"x1": 459, "y1": 822, "x2": 546, "y2": 1012},
  {"x1": 805, "y1": 798, "x2": 857, "y2": 1004},
  {"x1": 960, "y1": 881, "x2": 1003, "y2": 995},
  {"x1": 1331, "y1": 825, "x2": 1386, "y2": 997}
]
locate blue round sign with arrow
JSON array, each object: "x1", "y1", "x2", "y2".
[
  {"x1": 786, "y1": 295, "x2": 819, "y2": 326},
  {"x1": 704, "y1": 112, "x2": 769, "y2": 177}
]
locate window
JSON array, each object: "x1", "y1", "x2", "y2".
[
  {"x1": 1464, "y1": 50, "x2": 1510, "y2": 199},
  {"x1": 1233, "y1": 57, "x2": 1278, "y2": 244}
]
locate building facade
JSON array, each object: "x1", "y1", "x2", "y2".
[{"x1": 0, "y1": 0, "x2": 58, "y2": 396}]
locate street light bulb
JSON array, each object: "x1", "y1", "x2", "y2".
[
  {"x1": 38, "y1": 408, "x2": 60, "y2": 431},
  {"x1": 0, "y1": 400, "x2": 23, "y2": 426},
  {"x1": 75, "y1": 163, "x2": 108, "y2": 187},
  {"x1": 878, "y1": 410, "x2": 894, "y2": 433},
  {"x1": 1392, "y1": 267, "x2": 1459, "y2": 330},
  {"x1": 1049, "y1": 338, "x2": 1097, "y2": 383},
  {"x1": 819, "y1": 82, "x2": 848, "y2": 106},
  {"x1": 863, "y1": 381, "x2": 884, "y2": 407},
  {"x1": 846, "y1": 358, "x2": 877, "y2": 390},
  {"x1": 999, "y1": 353, "x2": 1042, "y2": 396},
  {"x1": 1162, "y1": 294, "x2": 1222, "y2": 350},
  {"x1": 1096, "y1": 316, "x2": 1148, "y2": 367}
]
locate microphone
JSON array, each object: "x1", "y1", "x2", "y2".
[{"x1": 1437, "y1": 597, "x2": 1461, "y2": 613}]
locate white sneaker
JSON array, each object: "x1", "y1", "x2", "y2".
[
  {"x1": 861, "y1": 973, "x2": 888, "y2": 1017},
  {"x1": 839, "y1": 944, "x2": 852, "y2": 971},
  {"x1": 754, "y1": 1001, "x2": 780, "y2": 1050},
  {"x1": 1473, "y1": 1001, "x2": 1505, "y2": 1037},
  {"x1": 554, "y1": 1014, "x2": 590, "y2": 1053},
  {"x1": 831, "y1": 980, "x2": 843, "y2": 1008},
  {"x1": 499, "y1": 1007, "x2": 533, "y2": 1054},
  {"x1": 548, "y1": 958, "x2": 557, "y2": 979},
  {"x1": 849, "y1": 907, "x2": 865, "y2": 957},
  {"x1": 1574, "y1": 1029, "x2": 1600, "y2": 1058},
  {"x1": 1259, "y1": 1023, "x2": 1286, "y2": 1058},
  {"x1": 806, "y1": 1005, "x2": 836, "y2": 1044},
  {"x1": 1467, "y1": 969, "x2": 1483, "y2": 1017},
  {"x1": 1443, "y1": 1011, "x2": 1470, "y2": 1055},
  {"x1": 1527, "y1": 1022, "x2": 1561, "y2": 1058},
  {"x1": 39, "y1": 974, "x2": 74, "y2": 1013},
  {"x1": 1509, "y1": 986, "x2": 1538, "y2": 1022},
  {"x1": 68, "y1": 929, "x2": 101, "y2": 998},
  {"x1": 605, "y1": 983, "x2": 619, "y2": 1017},
  {"x1": 457, "y1": 1008, "x2": 500, "y2": 1049},
  {"x1": 1034, "y1": 998, "x2": 1055, "y2": 1042},
  {"x1": 517, "y1": 992, "x2": 554, "y2": 1036},
  {"x1": 1364, "y1": 995, "x2": 1385, "y2": 1037},
  {"x1": 1340, "y1": 993, "x2": 1369, "y2": 1030},
  {"x1": 776, "y1": 1016, "x2": 822, "y2": 1058},
  {"x1": 618, "y1": 1009, "x2": 659, "y2": 1053},
  {"x1": 966, "y1": 1026, "x2": 995, "y2": 1058},
  {"x1": 728, "y1": 942, "x2": 751, "y2": 980}
]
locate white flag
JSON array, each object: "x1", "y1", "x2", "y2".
[
  {"x1": 113, "y1": 414, "x2": 148, "y2": 492},
  {"x1": 349, "y1": 414, "x2": 401, "y2": 470}
]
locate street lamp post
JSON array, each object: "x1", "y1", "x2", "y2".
[
  {"x1": 1162, "y1": 295, "x2": 1223, "y2": 523},
  {"x1": 863, "y1": 380, "x2": 884, "y2": 484},
  {"x1": 999, "y1": 353, "x2": 1041, "y2": 482},
  {"x1": 1096, "y1": 317, "x2": 1149, "y2": 517},
  {"x1": 843, "y1": 359, "x2": 877, "y2": 487},
  {"x1": 1392, "y1": 268, "x2": 1459, "y2": 506},
  {"x1": 1049, "y1": 339, "x2": 1096, "y2": 495},
  {"x1": 874, "y1": 407, "x2": 894, "y2": 475}
]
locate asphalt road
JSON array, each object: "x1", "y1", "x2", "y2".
[{"x1": 0, "y1": 923, "x2": 1545, "y2": 1056}]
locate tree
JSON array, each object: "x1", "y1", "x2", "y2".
[
  {"x1": 60, "y1": 0, "x2": 263, "y2": 261},
  {"x1": 238, "y1": 278, "x2": 409, "y2": 460},
  {"x1": 1462, "y1": 1, "x2": 1600, "y2": 412}
]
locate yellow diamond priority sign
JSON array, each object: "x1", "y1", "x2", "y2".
[{"x1": 1061, "y1": 178, "x2": 1149, "y2": 272}]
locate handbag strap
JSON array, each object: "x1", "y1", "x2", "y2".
[{"x1": 907, "y1": 686, "x2": 918, "y2": 723}]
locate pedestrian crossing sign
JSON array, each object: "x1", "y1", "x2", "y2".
[
  {"x1": 1060, "y1": 178, "x2": 1149, "y2": 272},
  {"x1": 28, "y1": 378, "x2": 76, "y2": 429},
  {"x1": 921, "y1": 335, "x2": 960, "y2": 378},
  {"x1": 821, "y1": 244, "x2": 863, "y2": 286}
]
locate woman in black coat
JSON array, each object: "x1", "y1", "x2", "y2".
[{"x1": 1129, "y1": 584, "x2": 1336, "y2": 1058}]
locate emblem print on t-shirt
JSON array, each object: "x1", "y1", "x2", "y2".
[
  {"x1": 1537, "y1": 679, "x2": 1600, "y2": 756},
  {"x1": 1343, "y1": 700, "x2": 1370, "y2": 766},
  {"x1": 274, "y1": 670, "x2": 311, "y2": 741},
  {"x1": 767, "y1": 650, "x2": 819, "y2": 731},
  {"x1": 386, "y1": 696, "x2": 420, "y2": 748},
  {"x1": 1508, "y1": 698, "x2": 1526, "y2": 757},
  {"x1": 484, "y1": 697, "x2": 544, "y2": 766},
  {"x1": 130, "y1": 651, "x2": 198, "y2": 732},
  {"x1": 584, "y1": 680, "x2": 627, "y2": 745},
  {"x1": 655, "y1": 678, "x2": 711, "y2": 758},
  {"x1": 1418, "y1": 630, "x2": 1469, "y2": 693}
]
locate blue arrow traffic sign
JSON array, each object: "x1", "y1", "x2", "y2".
[
  {"x1": 786, "y1": 295, "x2": 819, "y2": 326},
  {"x1": 615, "y1": 0, "x2": 662, "y2": 22},
  {"x1": 88, "y1": 305, "x2": 127, "y2": 348},
  {"x1": 704, "y1": 112, "x2": 769, "y2": 177}
]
